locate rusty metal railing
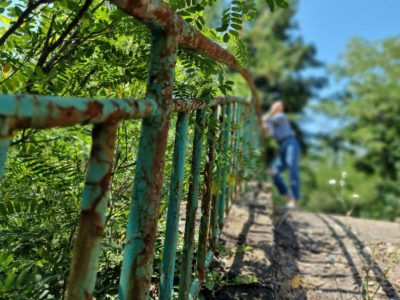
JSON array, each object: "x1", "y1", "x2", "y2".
[{"x1": 0, "y1": 1, "x2": 262, "y2": 299}]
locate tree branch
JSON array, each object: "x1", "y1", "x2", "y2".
[
  {"x1": 42, "y1": 21, "x2": 114, "y2": 74},
  {"x1": 10, "y1": 129, "x2": 39, "y2": 146},
  {"x1": 42, "y1": 14, "x2": 56, "y2": 52},
  {"x1": 0, "y1": 0, "x2": 53, "y2": 47},
  {"x1": 91, "y1": 0, "x2": 106, "y2": 13},
  {"x1": 36, "y1": 0, "x2": 93, "y2": 69},
  {"x1": 72, "y1": 67, "x2": 97, "y2": 94},
  {"x1": 25, "y1": 0, "x2": 93, "y2": 92}
]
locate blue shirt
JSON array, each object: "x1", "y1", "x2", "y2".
[{"x1": 265, "y1": 113, "x2": 295, "y2": 143}]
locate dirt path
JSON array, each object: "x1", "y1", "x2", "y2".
[
  {"x1": 203, "y1": 183, "x2": 400, "y2": 300},
  {"x1": 278, "y1": 210, "x2": 400, "y2": 300},
  {"x1": 202, "y1": 182, "x2": 276, "y2": 299}
]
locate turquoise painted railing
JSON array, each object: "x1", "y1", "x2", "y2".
[{"x1": 0, "y1": 1, "x2": 262, "y2": 299}]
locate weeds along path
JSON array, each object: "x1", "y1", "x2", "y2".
[
  {"x1": 202, "y1": 182, "x2": 277, "y2": 299},
  {"x1": 202, "y1": 183, "x2": 400, "y2": 300}
]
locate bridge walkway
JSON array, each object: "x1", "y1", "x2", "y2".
[{"x1": 203, "y1": 183, "x2": 400, "y2": 300}]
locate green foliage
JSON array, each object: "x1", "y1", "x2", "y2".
[
  {"x1": 332, "y1": 37, "x2": 400, "y2": 182},
  {"x1": 215, "y1": 0, "x2": 256, "y2": 43},
  {"x1": 266, "y1": 0, "x2": 289, "y2": 12},
  {"x1": 300, "y1": 152, "x2": 377, "y2": 215},
  {"x1": 246, "y1": 2, "x2": 324, "y2": 110},
  {"x1": 0, "y1": 127, "x2": 91, "y2": 299},
  {"x1": 302, "y1": 36, "x2": 400, "y2": 221},
  {"x1": 202, "y1": 243, "x2": 257, "y2": 292}
]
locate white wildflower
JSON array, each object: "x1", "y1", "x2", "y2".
[
  {"x1": 340, "y1": 180, "x2": 345, "y2": 187},
  {"x1": 342, "y1": 171, "x2": 347, "y2": 178},
  {"x1": 329, "y1": 179, "x2": 336, "y2": 185},
  {"x1": 352, "y1": 193, "x2": 360, "y2": 199}
]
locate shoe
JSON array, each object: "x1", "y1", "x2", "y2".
[{"x1": 284, "y1": 200, "x2": 297, "y2": 209}]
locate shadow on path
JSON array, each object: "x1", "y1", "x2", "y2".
[
  {"x1": 203, "y1": 188, "x2": 400, "y2": 300},
  {"x1": 272, "y1": 208, "x2": 307, "y2": 300},
  {"x1": 328, "y1": 215, "x2": 400, "y2": 300},
  {"x1": 203, "y1": 186, "x2": 276, "y2": 299},
  {"x1": 315, "y1": 214, "x2": 366, "y2": 299},
  {"x1": 226, "y1": 189, "x2": 272, "y2": 279}
]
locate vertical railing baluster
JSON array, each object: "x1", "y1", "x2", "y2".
[
  {"x1": 238, "y1": 104, "x2": 245, "y2": 194},
  {"x1": 0, "y1": 117, "x2": 12, "y2": 178},
  {"x1": 65, "y1": 121, "x2": 118, "y2": 300},
  {"x1": 119, "y1": 29, "x2": 178, "y2": 300},
  {"x1": 251, "y1": 103, "x2": 260, "y2": 153},
  {"x1": 218, "y1": 103, "x2": 231, "y2": 229},
  {"x1": 252, "y1": 103, "x2": 261, "y2": 180},
  {"x1": 160, "y1": 112, "x2": 189, "y2": 300},
  {"x1": 226, "y1": 103, "x2": 236, "y2": 211},
  {"x1": 196, "y1": 107, "x2": 217, "y2": 280},
  {"x1": 179, "y1": 108, "x2": 205, "y2": 300},
  {"x1": 210, "y1": 105, "x2": 225, "y2": 250},
  {"x1": 244, "y1": 105, "x2": 252, "y2": 191},
  {"x1": 232, "y1": 103, "x2": 242, "y2": 200}
]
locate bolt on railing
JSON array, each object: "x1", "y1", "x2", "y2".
[{"x1": 0, "y1": 0, "x2": 262, "y2": 299}]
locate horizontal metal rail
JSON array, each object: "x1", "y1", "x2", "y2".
[
  {"x1": 0, "y1": 94, "x2": 249, "y2": 130},
  {"x1": 0, "y1": 0, "x2": 262, "y2": 299}
]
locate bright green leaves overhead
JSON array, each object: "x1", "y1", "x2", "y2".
[
  {"x1": 169, "y1": 0, "x2": 219, "y2": 10},
  {"x1": 0, "y1": 0, "x2": 291, "y2": 98},
  {"x1": 176, "y1": 3, "x2": 206, "y2": 30},
  {"x1": 216, "y1": 0, "x2": 256, "y2": 42},
  {"x1": 0, "y1": 0, "x2": 152, "y2": 98},
  {"x1": 0, "y1": 14, "x2": 11, "y2": 26}
]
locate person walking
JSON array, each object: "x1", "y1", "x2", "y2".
[{"x1": 262, "y1": 100, "x2": 301, "y2": 208}]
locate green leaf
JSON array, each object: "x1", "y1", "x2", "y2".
[
  {"x1": 223, "y1": 33, "x2": 230, "y2": 43},
  {"x1": 0, "y1": 1, "x2": 12, "y2": 8},
  {"x1": 231, "y1": 23, "x2": 242, "y2": 30},
  {"x1": 0, "y1": 203, "x2": 7, "y2": 215},
  {"x1": 16, "y1": 269, "x2": 29, "y2": 286},
  {"x1": 266, "y1": 0, "x2": 275, "y2": 12},
  {"x1": 216, "y1": 25, "x2": 228, "y2": 32},
  {"x1": 0, "y1": 14, "x2": 11, "y2": 25},
  {"x1": 195, "y1": 19, "x2": 203, "y2": 30},
  {"x1": 276, "y1": 0, "x2": 289, "y2": 8},
  {"x1": 4, "y1": 272, "x2": 16, "y2": 290}
]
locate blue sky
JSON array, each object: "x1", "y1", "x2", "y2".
[
  {"x1": 295, "y1": 0, "x2": 400, "y2": 96},
  {"x1": 295, "y1": 0, "x2": 400, "y2": 134}
]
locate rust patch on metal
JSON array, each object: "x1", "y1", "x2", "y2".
[
  {"x1": 86, "y1": 101, "x2": 105, "y2": 117},
  {"x1": 85, "y1": 291, "x2": 94, "y2": 300},
  {"x1": 81, "y1": 210, "x2": 105, "y2": 237}
]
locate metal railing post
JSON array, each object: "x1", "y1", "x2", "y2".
[
  {"x1": 0, "y1": 117, "x2": 12, "y2": 178},
  {"x1": 119, "y1": 28, "x2": 178, "y2": 300},
  {"x1": 179, "y1": 108, "x2": 205, "y2": 300},
  {"x1": 160, "y1": 112, "x2": 189, "y2": 300},
  {"x1": 232, "y1": 103, "x2": 242, "y2": 199},
  {"x1": 65, "y1": 121, "x2": 118, "y2": 300},
  {"x1": 196, "y1": 107, "x2": 217, "y2": 279},
  {"x1": 210, "y1": 105, "x2": 225, "y2": 250},
  {"x1": 218, "y1": 103, "x2": 231, "y2": 229},
  {"x1": 244, "y1": 105, "x2": 253, "y2": 191},
  {"x1": 226, "y1": 102, "x2": 236, "y2": 210}
]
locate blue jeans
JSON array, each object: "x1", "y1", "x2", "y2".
[{"x1": 269, "y1": 136, "x2": 301, "y2": 201}]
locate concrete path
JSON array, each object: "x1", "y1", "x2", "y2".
[{"x1": 203, "y1": 183, "x2": 400, "y2": 300}]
